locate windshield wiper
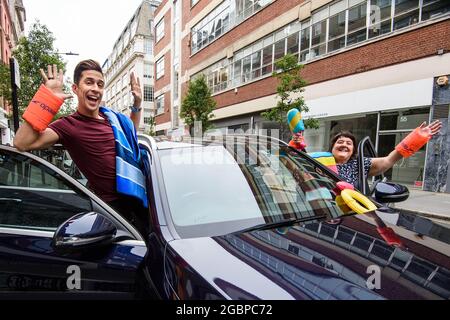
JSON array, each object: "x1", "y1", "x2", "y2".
[{"x1": 235, "y1": 215, "x2": 327, "y2": 234}]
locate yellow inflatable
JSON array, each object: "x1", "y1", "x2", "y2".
[{"x1": 340, "y1": 189, "x2": 377, "y2": 214}]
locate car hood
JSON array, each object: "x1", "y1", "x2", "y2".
[{"x1": 168, "y1": 213, "x2": 450, "y2": 300}]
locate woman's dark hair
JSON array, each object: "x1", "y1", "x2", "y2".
[
  {"x1": 329, "y1": 131, "x2": 357, "y2": 159},
  {"x1": 73, "y1": 59, "x2": 103, "y2": 84}
]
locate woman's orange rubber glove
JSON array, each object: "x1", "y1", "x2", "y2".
[{"x1": 395, "y1": 126, "x2": 432, "y2": 158}]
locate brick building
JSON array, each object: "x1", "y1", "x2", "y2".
[
  {"x1": 153, "y1": 0, "x2": 450, "y2": 190},
  {"x1": 1, "y1": 0, "x2": 26, "y2": 144}
]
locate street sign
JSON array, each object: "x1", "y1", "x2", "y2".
[{"x1": 12, "y1": 57, "x2": 21, "y2": 89}]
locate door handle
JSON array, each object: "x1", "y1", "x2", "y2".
[{"x1": 0, "y1": 198, "x2": 22, "y2": 203}]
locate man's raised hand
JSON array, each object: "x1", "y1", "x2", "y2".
[
  {"x1": 130, "y1": 72, "x2": 142, "y2": 108},
  {"x1": 39, "y1": 64, "x2": 72, "y2": 101}
]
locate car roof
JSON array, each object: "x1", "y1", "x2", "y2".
[{"x1": 139, "y1": 134, "x2": 287, "y2": 151}]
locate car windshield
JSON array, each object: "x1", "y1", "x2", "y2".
[{"x1": 158, "y1": 137, "x2": 352, "y2": 238}]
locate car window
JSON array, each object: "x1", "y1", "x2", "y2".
[
  {"x1": 32, "y1": 148, "x2": 88, "y2": 186},
  {"x1": 158, "y1": 138, "x2": 349, "y2": 238},
  {"x1": 0, "y1": 149, "x2": 92, "y2": 232}
]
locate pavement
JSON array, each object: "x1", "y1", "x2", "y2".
[{"x1": 393, "y1": 188, "x2": 450, "y2": 221}]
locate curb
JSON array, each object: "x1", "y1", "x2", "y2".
[{"x1": 394, "y1": 207, "x2": 450, "y2": 221}]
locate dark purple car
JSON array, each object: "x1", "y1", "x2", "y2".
[{"x1": 0, "y1": 135, "x2": 449, "y2": 299}]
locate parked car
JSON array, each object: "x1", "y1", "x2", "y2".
[{"x1": 0, "y1": 135, "x2": 449, "y2": 300}]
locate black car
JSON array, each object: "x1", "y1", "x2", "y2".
[{"x1": 0, "y1": 135, "x2": 449, "y2": 299}]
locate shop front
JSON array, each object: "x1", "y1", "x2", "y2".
[
  {"x1": 304, "y1": 107, "x2": 431, "y2": 187},
  {"x1": 211, "y1": 77, "x2": 440, "y2": 190},
  {"x1": 302, "y1": 77, "x2": 434, "y2": 189}
]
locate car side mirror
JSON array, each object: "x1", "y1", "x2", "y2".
[
  {"x1": 374, "y1": 182, "x2": 409, "y2": 203},
  {"x1": 52, "y1": 212, "x2": 117, "y2": 253}
]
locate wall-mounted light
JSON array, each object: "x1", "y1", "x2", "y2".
[{"x1": 436, "y1": 75, "x2": 449, "y2": 87}]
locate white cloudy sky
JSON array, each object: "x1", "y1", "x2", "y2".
[{"x1": 22, "y1": 0, "x2": 144, "y2": 82}]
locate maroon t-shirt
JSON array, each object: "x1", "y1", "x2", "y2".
[{"x1": 49, "y1": 112, "x2": 119, "y2": 202}]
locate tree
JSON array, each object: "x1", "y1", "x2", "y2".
[
  {"x1": 145, "y1": 116, "x2": 156, "y2": 136},
  {"x1": 180, "y1": 74, "x2": 216, "y2": 135},
  {"x1": 13, "y1": 21, "x2": 75, "y2": 118},
  {"x1": 261, "y1": 54, "x2": 319, "y2": 140},
  {"x1": 0, "y1": 63, "x2": 12, "y2": 107}
]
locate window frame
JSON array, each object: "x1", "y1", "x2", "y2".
[
  {"x1": 155, "y1": 18, "x2": 165, "y2": 43},
  {"x1": 144, "y1": 85, "x2": 155, "y2": 102},
  {"x1": 156, "y1": 57, "x2": 165, "y2": 79},
  {"x1": 156, "y1": 95, "x2": 165, "y2": 115}
]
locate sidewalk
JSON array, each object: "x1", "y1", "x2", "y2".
[{"x1": 392, "y1": 188, "x2": 450, "y2": 221}]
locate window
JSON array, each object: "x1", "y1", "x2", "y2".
[
  {"x1": 369, "y1": 0, "x2": 392, "y2": 38},
  {"x1": 394, "y1": 0, "x2": 420, "y2": 30},
  {"x1": 242, "y1": 55, "x2": 252, "y2": 83},
  {"x1": 144, "y1": 85, "x2": 154, "y2": 102},
  {"x1": 286, "y1": 33, "x2": 300, "y2": 58},
  {"x1": 261, "y1": 45, "x2": 273, "y2": 75},
  {"x1": 156, "y1": 57, "x2": 165, "y2": 79},
  {"x1": 311, "y1": 20, "x2": 327, "y2": 58},
  {"x1": 233, "y1": 60, "x2": 242, "y2": 86},
  {"x1": 198, "y1": 58, "x2": 230, "y2": 94},
  {"x1": 251, "y1": 51, "x2": 262, "y2": 79},
  {"x1": 195, "y1": 0, "x2": 449, "y2": 94},
  {"x1": 273, "y1": 39, "x2": 286, "y2": 62},
  {"x1": 421, "y1": 0, "x2": 450, "y2": 21},
  {"x1": 0, "y1": 150, "x2": 92, "y2": 231},
  {"x1": 144, "y1": 38, "x2": 153, "y2": 54},
  {"x1": 156, "y1": 18, "x2": 165, "y2": 42},
  {"x1": 300, "y1": 24, "x2": 311, "y2": 62},
  {"x1": 328, "y1": 11, "x2": 346, "y2": 52},
  {"x1": 144, "y1": 63, "x2": 153, "y2": 79},
  {"x1": 191, "y1": 0, "x2": 200, "y2": 6},
  {"x1": 347, "y1": 1, "x2": 367, "y2": 45},
  {"x1": 156, "y1": 95, "x2": 165, "y2": 115},
  {"x1": 158, "y1": 141, "x2": 350, "y2": 238},
  {"x1": 235, "y1": 0, "x2": 272, "y2": 22},
  {"x1": 191, "y1": 0, "x2": 273, "y2": 54},
  {"x1": 191, "y1": 1, "x2": 230, "y2": 53}
]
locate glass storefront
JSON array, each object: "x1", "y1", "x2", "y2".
[
  {"x1": 213, "y1": 106, "x2": 431, "y2": 187},
  {"x1": 378, "y1": 107, "x2": 430, "y2": 186},
  {"x1": 304, "y1": 107, "x2": 431, "y2": 187},
  {"x1": 304, "y1": 113, "x2": 378, "y2": 153}
]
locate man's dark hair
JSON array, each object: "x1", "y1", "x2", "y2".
[
  {"x1": 73, "y1": 59, "x2": 103, "y2": 84},
  {"x1": 329, "y1": 131, "x2": 357, "y2": 159}
]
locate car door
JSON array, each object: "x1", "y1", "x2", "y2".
[{"x1": 0, "y1": 146, "x2": 148, "y2": 299}]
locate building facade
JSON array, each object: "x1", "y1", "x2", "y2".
[
  {"x1": 8, "y1": 0, "x2": 25, "y2": 48},
  {"x1": 154, "y1": 0, "x2": 450, "y2": 191},
  {"x1": 1, "y1": 0, "x2": 26, "y2": 145},
  {"x1": 103, "y1": 0, "x2": 160, "y2": 133}
]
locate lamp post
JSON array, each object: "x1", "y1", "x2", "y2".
[
  {"x1": 10, "y1": 57, "x2": 21, "y2": 133},
  {"x1": 55, "y1": 52, "x2": 79, "y2": 56}
]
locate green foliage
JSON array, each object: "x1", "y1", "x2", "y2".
[
  {"x1": 13, "y1": 21, "x2": 75, "y2": 117},
  {"x1": 180, "y1": 74, "x2": 216, "y2": 134},
  {"x1": 261, "y1": 54, "x2": 319, "y2": 136},
  {"x1": 0, "y1": 63, "x2": 12, "y2": 105},
  {"x1": 145, "y1": 116, "x2": 156, "y2": 136}
]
